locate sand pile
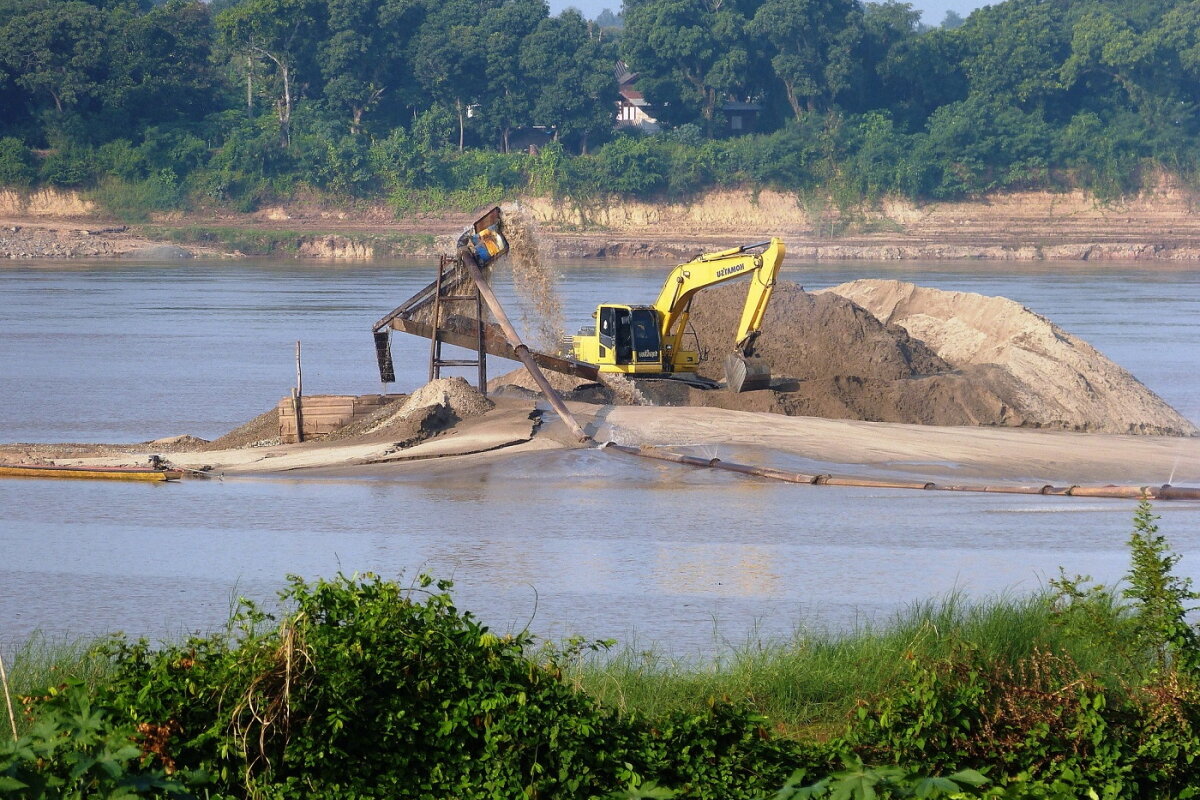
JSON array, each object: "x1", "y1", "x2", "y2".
[
  {"x1": 489, "y1": 367, "x2": 593, "y2": 395},
  {"x1": 823, "y1": 279, "x2": 1197, "y2": 436},
  {"x1": 680, "y1": 282, "x2": 1022, "y2": 426},
  {"x1": 678, "y1": 279, "x2": 1193, "y2": 434},
  {"x1": 201, "y1": 408, "x2": 281, "y2": 450},
  {"x1": 488, "y1": 367, "x2": 649, "y2": 406},
  {"x1": 355, "y1": 377, "x2": 494, "y2": 447}
]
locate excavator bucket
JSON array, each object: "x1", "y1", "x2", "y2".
[{"x1": 724, "y1": 352, "x2": 771, "y2": 393}]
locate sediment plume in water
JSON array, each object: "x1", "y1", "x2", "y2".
[{"x1": 499, "y1": 202, "x2": 564, "y2": 352}]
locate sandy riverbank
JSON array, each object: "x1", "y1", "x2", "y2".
[
  {"x1": 2, "y1": 398, "x2": 1197, "y2": 490},
  {"x1": 3, "y1": 184, "x2": 1200, "y2": 261}
]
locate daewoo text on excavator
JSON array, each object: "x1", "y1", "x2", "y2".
[{"x1": 565, "y1": 238, "x2": 786, "y2": 392}]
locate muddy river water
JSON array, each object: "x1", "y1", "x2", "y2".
[{"x1": 2, "y1": 258, "x2": 1199, "y2": 655}]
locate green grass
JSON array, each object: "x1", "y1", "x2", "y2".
[
  {"x1": 4, "y1": 590, "x2": 1137, "y2": 742},
  {"x1": 2, "y1": 633, "x2": 114, "y2": 734},
  {"x1": 571, "y1": 591, "x2": 1133, "y2": 739}
]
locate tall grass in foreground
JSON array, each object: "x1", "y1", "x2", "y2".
[
  {"x1": 572, "y1": 590, "x2": 1131, "y2": 738},
  {"x1": 5, "y1": 590, "x2": 1136, "y2": 741},
  {"x1": 2, "y1": 634, "x2": 113, "y2": 731}
]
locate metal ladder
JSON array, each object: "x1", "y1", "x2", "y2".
[{"x1": 428, "y1": 254, "x2": 488, "y2": 394}]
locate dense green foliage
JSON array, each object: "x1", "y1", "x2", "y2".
[
  {"x1": 0, "y1": 0, "x2": 1198, "y2": 215},
  {"x1": 6, "y1": 502, "x2": 1200, "y2": 798}
]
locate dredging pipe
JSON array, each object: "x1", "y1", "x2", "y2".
[
  {"x1": 601, "y1": 443, "x2": 1200, "y2": 501},
  {"x1": 457, "y1": 249, "x2": 591, "y2": 443}
]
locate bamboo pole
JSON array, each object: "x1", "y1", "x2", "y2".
[
  {"x1": 0, "y1": 649, "x2": 17, "y2": 741},
  {"x1": 292, "y1": 340, "x2": 304, "y2": 443}
]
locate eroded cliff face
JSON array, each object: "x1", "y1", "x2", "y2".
[
  {"x1": 521, "y1": 177, "x2": 1200, "y2": 261},
  {"x1": 0, "y1": 189, "x2": 96, "y2": 217},
  {"x1": 2, "y1": 180, "x2": 1198, "y2": 260}
]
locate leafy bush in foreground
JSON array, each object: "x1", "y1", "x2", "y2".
[
  {"x1": 0, "y1": 681, "x2": 190, "y2": 799},
  {"x1": 15, "y1": 575, "x2": 810, "y2": 799},
  {"x1": 7, "y1": 501, "x2": 1200, "y2": 799}
]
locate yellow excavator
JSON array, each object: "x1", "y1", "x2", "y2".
[{"x1": 567, "y1": 238, "x2": 786, "y2": 392}]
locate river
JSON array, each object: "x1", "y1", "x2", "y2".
[{"x1": 2, "y1": 258, "x2": 1198, "y2": 656}]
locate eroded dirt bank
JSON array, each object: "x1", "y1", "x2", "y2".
[{"x1": 3, "y1": 184, "x2": 1199, "y2": 260}]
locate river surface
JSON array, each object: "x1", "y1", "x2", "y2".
[{"x1": 2, "y1": 258, "x2": 1199, "y2": 655}]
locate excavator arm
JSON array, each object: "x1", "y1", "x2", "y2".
[{"x1": 653, "y1": 238, "x2": 786, "y2": 371}]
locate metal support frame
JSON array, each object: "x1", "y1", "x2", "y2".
[{"x1": 427, "y1": 254, "x2": 488, "y2": 394}]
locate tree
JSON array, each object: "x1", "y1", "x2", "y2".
[
  {"x1": 1059, "y1": 4, "x2": 1199, "y2": 157},
  {"x1": 622, "y1": 0, "x2": 752, "y2": 135},
  {"x1": 0, "y1": 1, "x2": 111, "y2": 116},
  {"x1": 410, "y1": 0, "x2": 493, "y2": 151},
  {"x1": 746, "y1": 0, "x2": 863, "y2": 120},
  {"x1": 216, "y1": 0, "x2": 325, "y2": 148},
  {"x1": 594, "y1": 7, "x2": 622, "y2": 28},
  {"x1": 875, "y1": 26, "x2": 966, "y2": 128},
  {"x1": 955, "y1": 0, "x2": 1070, "y2": 111},
  {"x1": 318, "y1": 0, "x2": 424, "y2": 135},
  {"x1": 1124, "y1": 499, "x2": 1199, "y2": 673},
  {"x1": 521, "y1": 10, "x2": 618, "y2": 153},
  {"x1": 105, "y1": 0, "x2": 217, "y2": 128},
  {"x1": 849, "y1": 0, "x2": 922, "y2": 112},
  {"x1": 480, "y1": 0, "x2": 547, "y2": 152}
]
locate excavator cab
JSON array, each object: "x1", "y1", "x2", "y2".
[{"x1": 576, "y1": 305, "x2": 666, "y2": 373}]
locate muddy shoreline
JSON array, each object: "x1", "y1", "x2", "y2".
[{"x1": 2, "y1": 185, "x2": 1199, "y2": 261}]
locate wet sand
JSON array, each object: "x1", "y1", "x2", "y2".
[{"x1": 5, "y1": 401, "x2": 1196, "y2": 490}]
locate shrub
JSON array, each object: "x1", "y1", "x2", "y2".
[
  {"x1": 0, "y1": 137, "x2": 35, "y2": 188},
  {"x1": 93, "y1": 575, "x2": 632, "y2": 798},
  {"x1": 89, "y1": 171, "x2": 184, "y2": 222},
  {"x1": 0, "y1": 681, "x2": 191, "y2": 799},
  {"x1": 95, "y1": 139, "x2": 148, "y2": 181},
  {"x1": 593, "y1": 136, "x2": 668, "y2": 196},
  {"x1": 38, "y1": 143, "x2": 95, "y2": 187}
]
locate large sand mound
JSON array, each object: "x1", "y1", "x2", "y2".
[
  {"x1": 680, "y1": 280, "x2": 1194, "y2": 435},
  {"x1": 823, "y1": 280, "x2": 1196, "y2": 436},
  {"x1": 683, "y1": 282, "x2": 1023, "y2": 427}
]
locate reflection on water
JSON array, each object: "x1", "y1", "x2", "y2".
[
  {"x1": 3, "y1": 448, "x2": 1198, "y2": 656},
  {"x1": 1, "y1": 259, "x2": 1198, "y2": 655},
  {"x1": 655, "y1": 544, "x2": 781, "y2": 597}
]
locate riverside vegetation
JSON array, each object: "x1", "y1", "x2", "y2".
[
  {"x1": 1, "y1": 0, "x2": 1199, "y2": 221},
  {"x1": 3, "y1": 501, "x2": 1200, "y2": 799}
]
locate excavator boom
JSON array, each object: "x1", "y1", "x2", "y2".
[
  {"x1": 653, "y1": 238, "x2": 785, "y2": 372},
  {"x1": 567, "y1": 236, "x2": 786, "y2": 392}
]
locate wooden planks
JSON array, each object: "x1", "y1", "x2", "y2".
[{"x1": 277, "y1": 394, "x2": 402, "y2": 443}]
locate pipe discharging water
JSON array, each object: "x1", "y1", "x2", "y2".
[{"x1": 601, "y1": 442, "x2": 1200, "y2": 501}]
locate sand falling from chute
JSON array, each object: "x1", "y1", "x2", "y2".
[{"x1": 498, "y1": 202, "x2": 564, "y2": 352}]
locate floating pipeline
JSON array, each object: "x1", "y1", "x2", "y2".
[{"x1": 600, "y1": 442, "x2": 1200, "y2": 501}]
